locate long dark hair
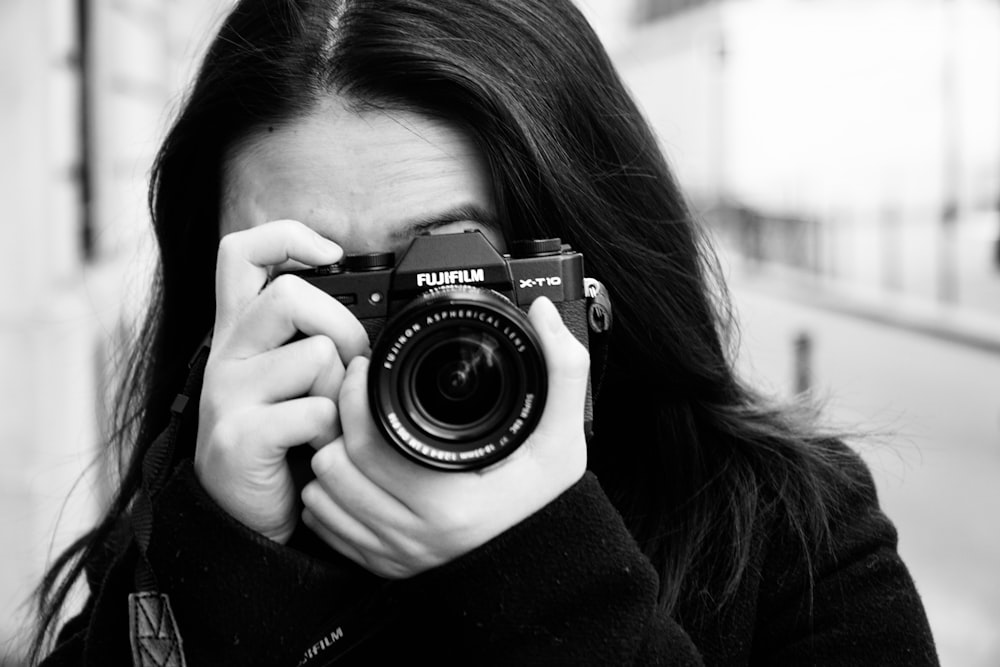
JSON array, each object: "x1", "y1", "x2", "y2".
[{"x1": 33, "y1": 0, "x2": 854, "y2": 658}]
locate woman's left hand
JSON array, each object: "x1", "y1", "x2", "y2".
[{"x1": 300, "y1": 296, "x2": 590, "y2": 578}]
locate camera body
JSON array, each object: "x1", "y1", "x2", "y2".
[{"x1": 293, "y1": 231, "x2": 597, "y2": 471}]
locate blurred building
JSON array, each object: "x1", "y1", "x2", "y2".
[
  {"x1": 584, "y1": 0, "x2": 1000, "y2": 327},
  {"x1": 0, "y1": 0, "x2": 232, "y2": 658}
]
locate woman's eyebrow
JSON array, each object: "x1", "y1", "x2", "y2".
[{"x1": 393, "y1": 204, "x2": 498, "y2": 239}]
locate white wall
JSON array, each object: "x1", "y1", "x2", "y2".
[
  {"x1": 0, "y1": 0, "x2": 232, "y2": 657},
  {"x1": 608, "y1": 0, "x2": 1000, "y2": 214},
  {"x1": 600, "y1": 0, "x2": 1000, "y2": 311}
]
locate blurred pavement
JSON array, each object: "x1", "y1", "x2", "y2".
[{"x1": 727, "y1": 259, "x2": 1000, "y2": 667}]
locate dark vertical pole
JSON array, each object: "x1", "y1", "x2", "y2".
[
  {"x1": 76, "y1": 0, "x2": 94, "y2": 261},
  {"x1": 995, "y1": 0, "x2": 1000, "y2": 270},
  {"x1": 793, "y1": 331, "x2": 813, "y2": 395}
]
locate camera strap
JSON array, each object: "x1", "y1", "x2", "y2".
[
  {"x1": 128, "y1": 334, "x2": 211, "y2": 667},
  {"x1": 584, "y1": 278, "x2": 613, "y2": 435}
]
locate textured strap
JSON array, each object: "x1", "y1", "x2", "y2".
[
  {"x1": 128, "y1": 592, "x2": 187, "y2": 667},
  {"x1": 132, "y1": 337, "x2": 211, "y2": 592},
  {"x1": 129, "y1": 334, "x2": 211, "y2": 666}
]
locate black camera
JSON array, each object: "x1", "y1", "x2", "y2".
[{"x1": 293, "y1": 231, "x2": 609, "y2": 471}]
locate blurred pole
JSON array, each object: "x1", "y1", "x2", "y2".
[
  {"x1": 77, "y1": 0, "x2": 94, "y2": 261},
  {"x1": 993, "y1": 1, "x2": 1000, "y2": 271},
  {"x1": 938, "y1": 0, "x2": 960, "y2": 303},
  {"x1": 793, "y1": 331, "x2": 813, "y2": 395},
  {"x1": 880, "y1": 204, "x2": 902, "y2": 292},
  {"x1": 715, "y1": 0, "x2": 728, "y2": 208}
]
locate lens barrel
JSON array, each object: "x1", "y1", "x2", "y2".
[{"x1": 368, "y1": 286, "x2": 547, "y2": 471}]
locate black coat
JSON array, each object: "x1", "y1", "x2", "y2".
[{"x1": 41, "y1": 446, "x2": 938, "y2": 666}]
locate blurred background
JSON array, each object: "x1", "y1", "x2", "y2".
[{"x1": 1, "y1": 0, "x2": 998, "y2": 664}]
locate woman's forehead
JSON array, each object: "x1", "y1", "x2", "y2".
[{"x1": 220, "y1": 98, "x2": 495, "y2": 252}]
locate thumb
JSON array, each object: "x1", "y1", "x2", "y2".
[
  {"x1": 337, "y1": 355, "x2": 374, "y2": 439},
  {"x1": 526, "y1": 297, "x2": 591, "y2": 446}
]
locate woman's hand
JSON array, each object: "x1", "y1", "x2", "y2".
[
  {"x1": 195, "y1": 219, "x2": 370, "y2": 544},
  {"x1": 301, "y1": 296, "x2": 590, "y2": 578}
]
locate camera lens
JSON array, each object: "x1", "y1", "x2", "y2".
[
  {"x1": 405, "y1": 331, "x2": 514, "y2": 439},
  {"x1": 368, "y1": 286, "x2": 547, "y2": 471}
]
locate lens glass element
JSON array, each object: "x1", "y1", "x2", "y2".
[{"x1": 410, "y1": 331, "x2": 508, "y2": 432}]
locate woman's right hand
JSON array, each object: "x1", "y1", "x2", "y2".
[{"x1": 195, "y1": 219, "x2": 370, "y2": 544}]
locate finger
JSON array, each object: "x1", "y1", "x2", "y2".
[
  {"x1": 525, "y1": 297, "x2": 591, "y2": 445},
  {"x1": 335, "y1": 356, "x2": 427, "y2": 500},
  {"x1": 337, "y1": 356, "x2": 380, "y2": 445},
  {"x1": 301, "y1": 506, "x2": 373, "y2": 571},
  {"x1": 215, "y1": 219, "x2": 343, "y2": 326},
  {"x1": 233, "y1": 335, "x2": 347, "y2": 404},
  {"x1": 310, "y1": 436, "x2": 412, "y2": 522},
  {"x1": 301, "y1": 481, "x2": 383, "y2": 554},
  {"x1": 206, "y1": 397, "x2": 339, "y2": 467},
  {"x1": 220, "y1": 273, "x2": 369, "y2": 360}
]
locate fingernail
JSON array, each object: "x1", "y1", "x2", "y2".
[{"x1": 313, "y1": 233, "x2": 342, "y2": 255}]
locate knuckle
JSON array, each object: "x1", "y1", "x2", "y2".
[
  {"x1": 207, "y1": 415, "x2": 243, "y2": 454},
  {"x1": 306, "y1": 335, "x2": 339, "y2": 368},
  {"x1": 216, "y1": 230, "x2": 243, "y2": 261},
  {"x1": 309, "y1": 397, "x2": 337, "y2": 425},
  {"x1": 201, "y1": 363, "x2": 244, "y2": 407},
  {"x1": 311, "y1": 441, "x2": 338, "y2": 478},
  {"x1": 198, "y1": 395, "x2": 223, "y2": 427},
  {"x1": 300, "y1": 481, "x2": 321, "y2": 507},
  {"x1": 310, "y1": 448, "x2": 330, "y2": 479},
  {"x1": 265, "y1": 273, "x2": 301, "y2": 301}
]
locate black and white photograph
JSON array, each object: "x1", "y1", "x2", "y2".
[{"x1": 1, "y1": 1, "x2": 997, "y2": 665}]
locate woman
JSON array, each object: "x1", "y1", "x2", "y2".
[{"x1": 33, "y1": 0, "x2": 938, "y2": 664}]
